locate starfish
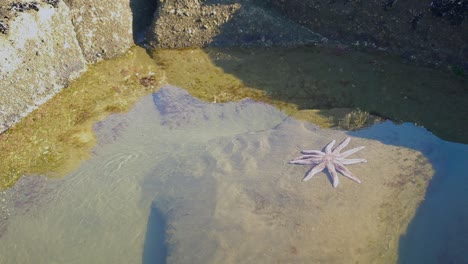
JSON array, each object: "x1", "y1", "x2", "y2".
[{"x1": 289, "y1": 137, "x2": 367, "y2": 188}]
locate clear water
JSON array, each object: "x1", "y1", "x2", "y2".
[
  {"x1": 0, "y1": 43, "x2": 468, "y2": 263},
  {"x1": 1, "y1": 85, "x2": 466, "y2": 263}
]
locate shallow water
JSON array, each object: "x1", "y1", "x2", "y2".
[
  {"x1": 156, "y1": 46, "x2": 468, "y2": 143},
  {"x1": 0, "y1": 45, "x2": 467, "y2": 263},
  {"x1": 0, "y1": 85, "x2": 466, "y2": 263}
]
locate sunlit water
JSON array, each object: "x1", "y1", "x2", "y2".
[{"x1": 0, "y1": 85, "x2": 466, "y2": 263}]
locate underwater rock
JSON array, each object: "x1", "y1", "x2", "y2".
[
  {"x1": 152, "y1": 84, "x2": 286, "y2": 131},
  {"x1": 0, "y1": 85, "x2": 446, "y2": 263}
]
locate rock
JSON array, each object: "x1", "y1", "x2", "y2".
[
  {"x1": 146, "y1": 0, "x2": 323, "y2": 48},
  {"x1": 66, "y1": 0, "x2": 134, "y2": 63},
  {"x1": 268, "y1": 0, "x2": 468, "y2": 70},
  {"x1": 0, "y1": 0, "x2": 87, "y2": 134}
]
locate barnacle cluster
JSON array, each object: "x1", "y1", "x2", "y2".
[{"x1": 10, "y1": 2, "x2": 40, "y2": 12}]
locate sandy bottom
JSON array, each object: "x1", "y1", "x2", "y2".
[{"x1": 1, "y1": 85, "x2": 465, "y2": 263}]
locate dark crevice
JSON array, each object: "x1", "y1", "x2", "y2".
[{"x1": 130, "y1": 0, "x2": 158, "y2": 44}]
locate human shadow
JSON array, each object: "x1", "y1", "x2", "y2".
[{"x1": 142, "y1": 201, "x2": 168, "y2": 264}]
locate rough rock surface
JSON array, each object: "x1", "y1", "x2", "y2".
[
  {"x1": 147, "y1": 0, "x2": 323, "y2": 48},
  {"x1": 65, "y1": 0, "x2": 134, "y2": 63},
  {"x1": 267, "y1": 0, "x2": 468, "y2": 69},
  {"x1": 0, "y1": 0, "x2": 86, "y2": 134}
]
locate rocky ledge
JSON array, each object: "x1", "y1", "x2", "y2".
[
  {"x1": 1, "y1": 0, "x2": 466, "y2": 134},
  {"x1": 146, "y1": 0, "x2": 323, "y2": 48},
  {"x1": 0, "y1": 0, "x2": 137, "y2": 134}
]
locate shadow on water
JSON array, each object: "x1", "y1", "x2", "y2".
[
  {"x1": 350, "y1": 122, "x2": 468, "y2": 264},
  {"x1": 203, "y1": 46, "x2": 468, "y2": 144},
  {"x1": 192, "y1": 0, "x2": 468, "y2": 143},
  {"x1": 142, "y1": 202, "x2": 168, "y2": 264},
  {"x1": 137, "y1": 0, "x2": 467, "y2": 142}
]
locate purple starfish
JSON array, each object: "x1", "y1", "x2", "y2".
[{"x1": 289, "y1": 137, "x2": 367, "y2": 188}]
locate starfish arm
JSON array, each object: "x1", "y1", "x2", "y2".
[
  {"x1": 300, "y1": 149, "x2": 325, "y2": 155},
  {"x1": 289, "y1": 154, "x2": 324, "y2": 164},
  {"x1": 339, "y1": 146, "x2": 365, "y2": 158},
  {"x1": 324, "y1": 140, "x2": 336, "y2": 154},
  {"x1": 332, "y1": 137, "x2": 351, "y2": 155},
  {"x1": 334, "y1": 162, "x2": 361, "y2": 184},
  {"x1": 289, "y1": 158, "x2": 320, "y2": 165},
  {"x1": 293, "y1": 154, "x2": 325, "y2": 160},
  {"x1": 339, "y1": 158, "x2": 367, "y2": 165},
  {"x1": 327, "y1": 162, "x2": 340, "y2": 188},
  {"x1": 302, "y1": 161, "x2": 327, "y2": 182}
]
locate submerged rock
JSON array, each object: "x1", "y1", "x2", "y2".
[{"x1": 0, "y1": 85, "x2": 446, "y2": 263}]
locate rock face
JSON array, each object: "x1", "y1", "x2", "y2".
[
  {"x1": 0, "y1": 0, "x2": 465, "y2": 135},
  {"x1": 0, "y1": 0, "x2": 87, "y2": 134},
  {"x1": 148, "y1": 0, "x2": 467, "y2": 68},
  {"x1": 146, "y1": 0, "x2": 323, "y2": 48},
  {"x1": 0, "y1": 0, "x2": 145, "y2": 134},
  {"x1": 65, "y1": 0, "x2": 134, "y2": 63},
  {"x1": 267, "y1": 0, "x2": 468, "y2": 69}
]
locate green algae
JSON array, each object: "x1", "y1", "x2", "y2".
[
  {"x1": 152, "y1": 48, "x2": 298, "y2": 112},
  {"x1": 0, "y1": 46, "x2": 305, "y2": 190},
  {"x1": 152, "y1": 48, "x2": 347, "y2": 128},
  {"x1": 0, "y1": 47, "x2": 165, "y2": 190}
]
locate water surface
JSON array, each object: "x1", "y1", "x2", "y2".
[
  {"x1": 0, "y1": 45, "x2": 467, "y2": 263},
  {"x1": 1, "y1": 85, "x2": 465, "y2": 263}
]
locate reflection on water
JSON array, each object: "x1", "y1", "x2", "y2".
[{"x1": 1, "y1": 85, "x2": 465, "y2": 263}]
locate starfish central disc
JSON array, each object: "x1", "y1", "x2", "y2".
[{"x1": 289, "y1": 137, "x2": 367, "y2": 188}]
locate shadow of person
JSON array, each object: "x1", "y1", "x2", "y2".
[{"x1": 142, "y1": 202, "x2": 168, "y2": 264}]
